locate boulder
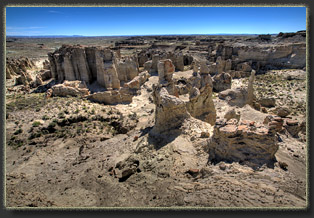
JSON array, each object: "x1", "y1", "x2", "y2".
[
  {"x1": 218, "y1": 87, "x2": 248, "y2": 107},
  {"x1": 124, "y1": 71, "x2": 150, "y2": 90},
  {"x1": 277, "y1": 107, "x2": 291, "y2": 118},
  {"x1": 259, "y1": 97, "x2": 276, "y2": 108},
  {"x1": 284, "y1": 119, "x2": 300, "y2": 137}
]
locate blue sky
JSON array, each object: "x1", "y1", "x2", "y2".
[{"x1": 6, "y1": 7, "x2": 306, "y2": 36}]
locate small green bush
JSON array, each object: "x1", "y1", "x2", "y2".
[{"x1": 32, "y1": 121, "x2": 41, "y2": 127}]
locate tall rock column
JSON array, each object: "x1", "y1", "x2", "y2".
[
  {"x1": 157, "y1": 59, "x2": 178, "y2": 96},
  {"x1": 246, "y1": 70, "x2": 256, "y2": 106}
]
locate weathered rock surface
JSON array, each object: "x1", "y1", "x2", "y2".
[
  {"x1": 40, "y1": 70, "x2": 52, "y2": 81},
  {"x1": 218, "y1": 88, "x2": 248, "y2": 107},
  {"x1": 115, "y1": 56, "x2": 139, "y2": 83},
  {"x1": 277, "y1": 106, "x2": 291, "y2": 118},
  {"x1": 185, "y1": 72, "x2": 216, "y2": 125},
  {"x1": 259, "y1": 97, "x2": 276, "y2": 108},
  {"x1": 48, "y1": 45, "x2": 139, "y2": 90},
  {"x1": 87, "y1": 88, "x2": 133, "y2": 105},
  {"x1": 213, "y1": 72, "x2": 232, "y2": 92},
  {"x1": 246, "y1": 70, "x2": 256, "y2": 106},
  {"x1": 46, "y1": 80, "x2": 90, "y2": 98},
  {"x1": 151, "y1": 87, "x2": 190, "y2": 134},
  {"x1": 209, "y1": 119, "x2": 278, "y2": 168},
  {"x1": 6, "y1": 57, "x2": 36, "y2": 79},
  {"x1": 124, "y1": 71, "x2": 150, "y2": 90},
  {"x1": 15, "y1": 71, "x2": 33, "y2": 86},
  {"x1": 284, "y1": 119, "x2": 300, "y2": 137}
]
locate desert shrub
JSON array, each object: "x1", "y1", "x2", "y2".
[
  {"x1": 32, "y1": 121, "x2": 41, "y2": 127},
  {"x1": 42, "y1": 115, "x2": 49, "y2": 120}
]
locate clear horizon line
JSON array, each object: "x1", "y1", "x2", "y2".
[{"x1": 6, "y1": 31, "x2": 304, "y2": 37}]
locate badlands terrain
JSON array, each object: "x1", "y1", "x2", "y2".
[{"x1": 5, "y1": 31, "x2": 307, "y2": 208}]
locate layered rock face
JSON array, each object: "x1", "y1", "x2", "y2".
[
  {"x1": 48, "y1": 45, "x2": 139, "y2": 90},
  {"x1": 209, "y1": 119, "x2": 278, "y2": 168},
  {"x1": 6, "y1": 57, "x2": 36, "y2": 79}
]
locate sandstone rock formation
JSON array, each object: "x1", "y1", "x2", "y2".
[
  {"x1": 246, "y1": 70, "x2": 256, "y2": 106},
  {"x1": 212, "y1": 72, "x2": 232, "y2": 92},
  {"x1": 48, "y1": 45, "x2": 139, "y2": 90},
  {"x1": 6, "y1": 57, "x2": 36, "y2": 79},
  {"x1": 46, "y1": 80, "x2": 90, "y2": 98},
  {"x1": 157, "y1": 59, "x2": 178, "y2": 96},
  {"x1": 40, "y1": 70, "x2": 52, "y2": 81},
  {"x1": 185, "y1": 72, "x2": 216, "y2": 125},
  {"x1": 115, "y1": 56, "x2": 139, "y2": 83},
  {"x1": 124, "y1": 71, "x2": 150, "y2": 90},
  {"x1": 284, "y1": 119, "x2": 301, "y2": 138},
  {"x1": 209, "y1": 118, "x2": 278, "y2": 168},
  {"x1": 151, "y1": 87, "x2": 190, "y2": 134},
  {"x1": 87, "y1": 88, "x2": 133, "y2": 105},
  {"x1": 218, "y1": 88, "x2": 248, "y2": 107},
  {"x1": 15, "y1": 71, "x2": 33, "y2": 86}
]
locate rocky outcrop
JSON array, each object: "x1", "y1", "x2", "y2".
[
  {"x1": 48, "y1": 45, "x2": 139, "y2": 90},
  {"x1": 124, "y1": 71, "x2": 150, "y2": 90},
  {"x1": 6, "y1": 57, "x2": 36, "y2": 79},
  {"x1": 218, "y1": 88, "x2": 248, "y2": 107},
  {"x1": 15, "y1": 71, "x2": 33, "y2": 86},
  {"x1": 115, "y1": 56, "x2": 139, "y2": 83},
  {"x1": 246, "y1": 70, "x2": 256, "y2": 106},
  {"x1": 151, "y1": 87, "x2": 190, "y2": 134},
  {"x1": 284, "y1": 119, "x2": 301, "y2": 138},
  {"x1": 263, "y1": 115, "x2": 284, "y2": 133},
  {"x1": 157, "y1": 59, "x2": 178, "y2": 96},
  {"x1": 209, "y1": 119, "x2": 278, "y2": 168},
  {"x1": 235, "y1": 44, "x2": 306, "y2": 69},
  {"x1": 39, "y1": 70, "x2": 52, "y2": 81},
  {"x1": 46, "y1": 80, "x2": 90, "y2": 98},
  {"x1": 212, "y1": 72, "x2": 232, "y2": 92},
  {"x1": 166, "y1": 52, "x2": 184, "y2": 71},
  {"x1": 87, "y1": 88, "x2": 133, "y2": 105},
  {"x1": 185, "y1": 72, "x2": 216, "y2": 125},
  {"x1": 259, "y1": 97, "x2": 276, "y2": 108}
]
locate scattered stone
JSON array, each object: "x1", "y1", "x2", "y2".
[{"x1": 277, "y1": 107, "x2": 291, "y2": 118}]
